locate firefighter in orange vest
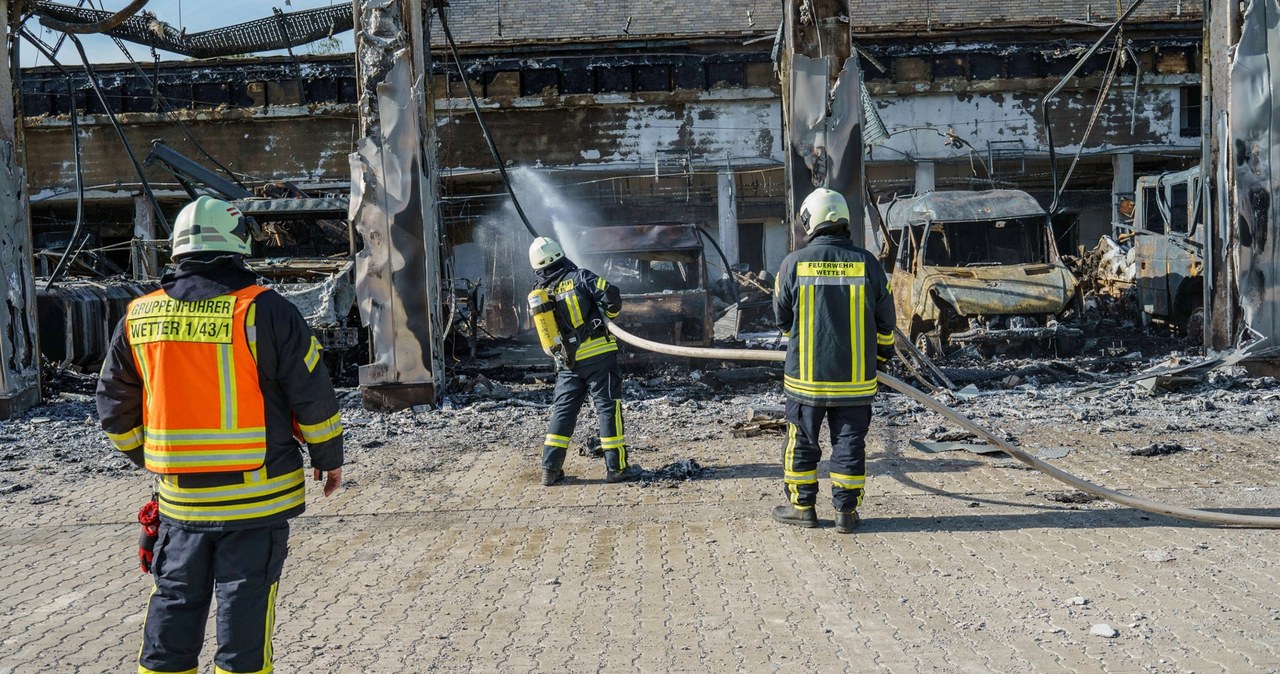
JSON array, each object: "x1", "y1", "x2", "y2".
[{"x1": 96, "y1": 196, "x2": 344, "y2": 674}]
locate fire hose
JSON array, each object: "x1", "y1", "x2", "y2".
[{"x1": 606, "y1": 321, "x2": 1280, "y2": 528}]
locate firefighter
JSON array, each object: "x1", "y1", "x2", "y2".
[
  {"x1": 771, "y1": 188, "x2": 896, "y2": 533},
  {"x1": 96, "y1": 196, "x2": 344, "y2": 674},
  {"x1": 529, "y1": 236, "x2": 643, "y2": 485}
]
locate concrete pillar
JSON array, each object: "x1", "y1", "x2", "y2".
[
  {"x1": 717, "y1": 169, "x2": 739, "y2": 277},
  {"x1": 132, "y1": 194, "x2": 159, "y2": 280},
  {"x1": 1111, "y1": 153, "x2": 1134, "y2": 227},
  {"x1": 0, "y1": 0, "x2": 42, "y2": 418},
  {"x1": 914, "y1": 161, "x2": 935, "y2": 194},
  {"x1": 349, "y1": 0, "x2": 444, "y2": 411},
  {"x1": 1207, "y1": 0, "x2": 1240, "y2": 350}
]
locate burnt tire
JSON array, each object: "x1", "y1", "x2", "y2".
[{"x1": 914, "y1": 330, "x2": 944, "y2": 361}]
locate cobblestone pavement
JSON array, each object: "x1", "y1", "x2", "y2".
[{"x1": 2, "y1": 393, "x2": 1279, "y2": 673}]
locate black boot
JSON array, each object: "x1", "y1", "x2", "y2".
[
  {"x1": 541, "y1": 468, "x2": 565, "y2": 486},
  {"x1": 834, "y1": 511, "x2": 860, "y2": 534},
  {"x1": 771, "y1": 504, "x2": 817, "y2": 528},
  {"x1": 605, "y1": 464, "x2": 643, "y2": 483}
]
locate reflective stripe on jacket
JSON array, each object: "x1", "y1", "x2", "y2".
[
  {"x1": 127, "y1": 286, "x2": 270, "y2": 474},
  {"x1": 774, "y1": 234, "x2": 896, "y2": 406}
]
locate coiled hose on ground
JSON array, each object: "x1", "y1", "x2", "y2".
[{"x1": 606, "y1": 322, "x2": 1280, "y2": 528}]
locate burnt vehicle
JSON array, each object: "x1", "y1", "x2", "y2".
[
  {"x1": 575, "y1": 223, "x2": 714, "y2": 348},
  {"x1": 1113, "y1": 166, "x2": 1206, "y2": 340},
  {"x1": 881, "y1": 189, "x2": 1082, "y2": 357}
]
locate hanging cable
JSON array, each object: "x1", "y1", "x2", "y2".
[
  {"x1": 1057, "y1": 42, "x2": 1123, "y2": 203},
  {"x1": 66, "y1": 33, "x2": 172, "y2": 234},
  {"x1": 695, "y1": 226, "x2": 742, "y2": 307},
  {"x1": 1043, "y1": 0, "x2": 1148, "y2": 214},
  {"x1": 436, "y1": 3, "x2": 539, "y2": 239},
  {"x1": 20, "y1": 29, "x2": 86, "y2": 289}
]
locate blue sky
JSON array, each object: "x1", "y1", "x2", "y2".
[{"x1": 20, "y1": 0, "x2": 354, "y2": 67}]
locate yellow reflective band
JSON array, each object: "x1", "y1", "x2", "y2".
[
  {"x1": 850, "y1": 283, "x2": 860, "y2": 382},
  {"x1": 596, "y1": 277, "x2": 607, "y2": 290},
  {"x1": 784, "y1": 470, "x2": 818, "y2": 485},
  {"x1": 159, "y1": 486, "x2": 305, "y2": 523},
  {"x1": 217, "y1": 342, "x2": 237, "y2": 430},
  {"x1": 247, "y1": 303, "x2": 259, "y2": 363},
  {"x1": 575, "y1": 336, "x2": 618, "y2": 361},
  {"x1": 568, "y1": 295, "x2": 584, "y2": 327},
  {"x1": 797, "y1": 261, "x2": 866, "y2": 277},
  {"x1": 604, "y1": 309, "x2": 620, "y2": 319},
  {"x1": 544, "y1": 436, "x2": 571, "y2": 448},
  {"x1": 831, "y1": 472, "x2": 866, "y2": 487},
  {"x1": 856, "y1": 284, "x2": 865, "y2": 379},
  {"x1": 146, "y1": 427, "x2": 268, "y2": 445},
  {"x1": 877, "y1": 332, "x2": 895, "y2": 346},
  {"x1": 601, "y1": 440, "x2": 626, "y2": 449},
  {"x1": 145, "y1": 450, "x2": 268, "y2": 471},
  {"x1": 298, "y1": 413, "x2": 343, "y2": 444},
  {"x1": 304, "y1": 336, "x2": 322, "y2": 373},
  {"x1": 783, "y1": 423, "x2": 797, "y2": 476},
  {"x1": 784, "y1": 375, "x2": 877, "y2": 391},
  {"x1": 265, "y1": 581, "x2": 278, "y2": 670},
  {"x1": 107, "y1": 427, "x2": 144, "y2": 451},
  {"x1": 158, "y1": 469, "x2": 304, "y2": 504},
  {"x1": 132, "y1": 344, "x2": 153, "y2": 400},
  {"x1": 797, "y1": 284, "x2": 809, "y2": 380}
]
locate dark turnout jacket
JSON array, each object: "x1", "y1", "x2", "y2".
[
  {"x1": 536, "y1": 259, "x2": 623, "y2": 366},
  {"x1": 774, "y1": 233, "x2": 896, "y2": 406},
  {"x1": 97, "y1": 256, "x2": 343, "y2": 531}
]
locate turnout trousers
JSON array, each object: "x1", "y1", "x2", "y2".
[
  {"x1": 542, "y1": 352, "x2": 629, "y2": 473},
  {"x1": 780, "y1": 399, "x2": 872, "y2": 513},
  {"x1": 139, "y1": 521, "x2": 289, "y2": 674}
]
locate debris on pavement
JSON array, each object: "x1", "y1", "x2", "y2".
[
  {"x1": 1090, "y1": 624, "x2": 1120, "y2": 638},
  {"x1": 730, "y1": 407, "x2": 787, "y2": 438},
  {"x1": 1128, "y1": 441, "x2": 1199, "y2": 457},
  {"x1": 909, "y1": 439, "x2": 1003, "y2": 455},
  {"x1": 1142, "y1": 549, "x2": 1176, "y2": 563},
  {"x1": 1043, "y1": 491, "x2": 1101, "y2": 504},
  {"x1": 639, "y1": 459, "x2": 710, "y2": 483}
]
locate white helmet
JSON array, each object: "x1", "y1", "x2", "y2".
[
  {"x1": 171, "y1": 196, "x2": 252, "y2": 259},
  {"x1": 798, "y1": 188, "x2": 851, "y2": 240},
  {"x1": 528, "y1": 236, "x2": 564, "y2": 270}
]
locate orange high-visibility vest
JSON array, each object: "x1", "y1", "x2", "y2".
[{"x1": 125, "y1": 285, "x2": 269, "y2": 474}]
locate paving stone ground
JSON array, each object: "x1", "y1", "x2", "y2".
[{"x1": 2, "y1": 394, "x2": 1279, "y2": 673}]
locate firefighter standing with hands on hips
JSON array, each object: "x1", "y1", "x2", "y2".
[
  {"x1": 528, "y1": 236, "x2": 643, "y2": 486},
  {"x1": 96, "y1": 196, "x2": 344, "y2": 674},
  {"x1": 771, "y1": 188, "x2": 896, "y2": 533}
]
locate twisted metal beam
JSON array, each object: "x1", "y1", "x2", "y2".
[
  {"x1": 33, "y1": 1, "x2": 352, "y2": 58},
  {"x1": 37, "y1": 0, "x2": 148, "y2": 35}
]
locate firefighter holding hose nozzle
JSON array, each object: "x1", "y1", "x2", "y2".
[
  {"x1": 771, "y1": 188, "x2": 896, "y2": 533},
  {"x1": 528, "y1": 236, "x2": 643, "y2": 486}
]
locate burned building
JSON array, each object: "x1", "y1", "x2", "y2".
[
  {"x1": 12, "y1": 0, "x2": 1210, "y2": 379},
  {"x1": 851, "y1": 1, "x2": 1203, "y2": 254}
]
